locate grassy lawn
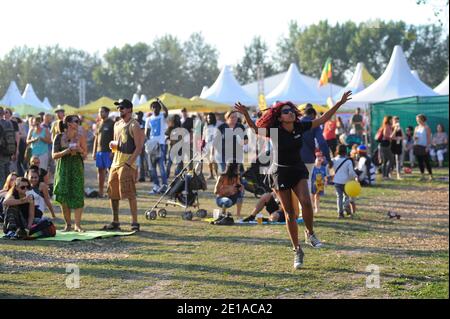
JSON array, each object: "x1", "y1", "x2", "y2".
[{"x1": 0, "y1": 161, "x2": 448, "y2": 299}]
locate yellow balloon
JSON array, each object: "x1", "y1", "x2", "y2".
[{"x1": 344, "y1": 181, "x2": 361, "y2": 197}]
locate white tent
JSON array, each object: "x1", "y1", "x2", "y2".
[
  {"x1": 434, "y1": 75, "x2": 449, "y2": 95},
  {"x1": 265, "y1": 63, "x2": 325, "y2": 105},
  {"x1": 22, "y1": 84, "x2": 49, "y2": 110},
  {"x1": 42, "y1": 97, "x2": 52, "y2": 109},
  {"x1": 0, "y1": 81, "x2": 25, "y2": 106},
  {"x1": 139, "y1": 94, "x2": 147, "y2": 105},
  {"x1": 242, "y1": 70, "x2": 343, "y2": 102},
  {"x1": 131, "y1": 93, "x2": 140, "y2": 106},
  {"x1": 350, "y1": 45, "x2": 437, "y2": 104},
  {"x1": 334, "y1": 62, "x2": 375, "y2": 102},
  {"x1": 200, "y1": 65, "x2": 257, "y2": 105}
]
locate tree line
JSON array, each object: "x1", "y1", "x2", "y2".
[{"x1": 0, "y1": 21, "x2": 448, "y2": 107}]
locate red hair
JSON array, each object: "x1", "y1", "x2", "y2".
[{"x1": 255, "y1": 101, "x2": 301, "y2": 128}]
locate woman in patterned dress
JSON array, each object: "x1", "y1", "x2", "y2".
[{"x1": 52, "y1": 115, "x2": 87, "y2": 232}]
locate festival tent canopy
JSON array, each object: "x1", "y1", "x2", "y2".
[
  {"x1": 200, "y1": 65, "x2": 257, "y2": 106},
  {"x1": 0, "y1": 81, "x2": 26, "y2": 107},
  {"x1": 334, "y1": 62, "x2": 375, "y2": 101},
  {"x1": 12, "y1": 104, "x2": 48, "y2": 117},
  {"x1": 134, "y1": 93, "x2": 196, "y2": 113},
  {"x1": 139, "y1": 94, "x2": 147, "y2": 105},
  {"x1": 411, "y1": 70, "x2": 420, "y2": 80},
  {"x1": 131, "y1": 93, "x2": 140, "y2": 106},
  {"x1": 350, "y1": 45, "x2": 437, "y2": 104},
  {"x1": 298, "y1": 103, "x2": 329, "y2": 114},
  {"x1": 78, "y1": 96, "x2": 116, "y2": 114},
  {"x1": 434, "y1": 74, "x2": 449, "y2": 95},
  {"x1": 266, "y1": 63, "x2": 326, "y2": 105},
  {"x1": 42, "y1": 97, "x2": 52, "y2": 109},
  {"x1": 189, "y1": 96, "x2": 232, "y2": 113},
  {"x1": 22, "y1": 84, "x2": 49, "y2": 110}
]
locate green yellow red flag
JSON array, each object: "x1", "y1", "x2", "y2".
[{"x1": 319, "y1": 58, "x2": 332, "y2": 87}]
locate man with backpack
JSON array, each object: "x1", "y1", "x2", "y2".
[{"x1": 0, "y1": 107, "x2": 17, "y2": 187}]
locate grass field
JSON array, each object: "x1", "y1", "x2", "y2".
[{"x1": 0, "y1": 160, "x2": 448, "y2": 299}]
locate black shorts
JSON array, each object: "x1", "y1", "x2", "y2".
[
  {"x1": 269, "y1": 210, "x2": 286, "y2": 223},
  {"x1": 267, "y1": 163, "x2": 309, "y2": 191}
]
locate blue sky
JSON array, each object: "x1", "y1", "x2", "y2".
[{"x1": 2, "y1": 0, "x2": 447, "y2": 67}]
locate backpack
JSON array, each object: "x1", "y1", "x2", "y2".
[
  {"x1": 28, "y1": 218, "x2": 56, "y2": 239},
  {"x1": 0, "y1": 120, "x2": 17, "y2": 156}
]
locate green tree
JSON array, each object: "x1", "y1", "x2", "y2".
[
  {"x1": 235, "y1": 36, "x2": 276, "y2": 84},
  {"x1": 183, "y1": 32, "x2": 220, "y2": 96}
]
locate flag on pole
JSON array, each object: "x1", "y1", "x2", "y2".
[
  {"x1": 319, "y1": 58, "x2": 332, "y2": 87},
  {"x1": 258, "y1": 94, "x2": 267, "y2": 111}
]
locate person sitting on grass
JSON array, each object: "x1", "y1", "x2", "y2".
[
  {"x1": 0, "y1": 172, "x2": 18, "y2": 223},
  {"x1": 332, "y1": 144, "x2": 358, "y2": 219},
  {"x1": 25, "y1": 169, "x2": 56, "y2": 219},
  {"x1": 29, "y1": 155, "x2": 50, "y2": 185},
  {"x1": 212, "y1": 163, "x2": 244, "y2": 225},
  {"x1": 2, "y1": 177, "x2": 36, "y2": 239},
  {"x1": 242, "y1": 191, "x2": 285, "y2": 223}
]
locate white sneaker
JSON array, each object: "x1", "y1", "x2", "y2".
[
  {"x1": 305, "y1": 231, "x2": 323, "y2": 248},
  {"x1": 293, "y1": 247, "x2": 304, "y2": 269}
]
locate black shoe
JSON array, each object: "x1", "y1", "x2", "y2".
[
  {"x1": 210, "y1": 214, "x2": 226, "y2": 225},
  {"x1": 338, "y1": 214, "x2": 345, "y2": 219},
  {"x1": 131, "y1": 223, "x2": 140, "y2": 232},
  {"x1": 242, "y1": 215, "x2": 255, "y2": 222},
  {"x1": 138, "y1": 178, "x2": 145, "y2": 182},
  {"x1": 215, "y1": 215, "x2": 235, "y2": 226}
]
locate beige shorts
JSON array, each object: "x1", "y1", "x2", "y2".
[{"x1": 108, "y1": 165, "x2": 137, "y2": 200}]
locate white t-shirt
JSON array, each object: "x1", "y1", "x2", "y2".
[{"x1": 145, "y1": 114, "x2": 167, "y2": 145}]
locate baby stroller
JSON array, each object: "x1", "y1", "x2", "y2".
[
  {"x1": 145, "y1": 156, "x2": 208, "y2": 221},
  {"x1": 242, "y1": 162, "x2": 271, "y2": 198}
]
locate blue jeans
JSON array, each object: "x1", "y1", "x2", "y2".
[{"x1": 150, "y1": 144, "x2": 168, "y2": 188}]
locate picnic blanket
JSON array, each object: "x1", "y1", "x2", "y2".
[
  {"x1": 36, "y1": 230, "x2": 135, "y2": 242},
  {"x1": 203, "y1": 218, "x2": 303, "y2": 225}
]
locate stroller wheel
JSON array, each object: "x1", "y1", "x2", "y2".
[
  {"x1": 158, "y1": 209, "x2": 167, "y2": 218},
  {"x1": 196, "y1": 209, "x2": 207, "y2": 218},
  {"x1": 145, "y1": 210, "x2": 157, "y2": 220},
  {"x1": 182, "y1": 211, "x2": 193, "y2": 220}
]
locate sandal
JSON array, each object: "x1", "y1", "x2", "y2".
[
  {"x1": 131, "y1": 223, "x2": 140, "y2": 232},
  {"x1": 101, "y1": 222, "x2": 121, "y2": 231},
  {"x1": 74, "y1": 226, "x2": 85, "y2": 233}
]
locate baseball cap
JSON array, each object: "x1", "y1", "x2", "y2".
[
  {"x1": 114, "y1": 99, "x2": 133, "y2": 109},
  {"x1": 54, "y1": 106, "x2": 65, "y2": 114},
  {"x1": 357, "y1": 145, "x2": 368, "y2": 152}
]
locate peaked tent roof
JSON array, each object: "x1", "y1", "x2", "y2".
[
  {"x1": 266, "y1": 63, "x2": 325, "y2": 105},
  {"x1": 200, "y1": 65, "x2": 257, "y2": 105},
  {"x1": 22, "y1": 84, "x2": 49, "y2": 110},
  {"x1": 42, "y1": 97, "x2": 52, "y2": 109},
  {"x1": 434, "y1": 74, "x2": 449, "y2": 95},
  {"x1": 139, "y1": 94, "x2": 147, "y2": 105},
  {"x1": 350, "y1": 45, "x2": 437, "y2": 104},
  {"x1": 411, "y1": 70, "x2": 420, "y2": 80},
  {"x1": 0, "y1": 81, "x2": 26, "y2": 107},
  {"x1": 131, "y1": 93, "x2": 140, "y2": 106},
  {"x1": 242, "y1": 69, "x2": 344, "y2": 102},
  {"x1": 334, "y1": 62, "x2": 375, "y2": 101}
]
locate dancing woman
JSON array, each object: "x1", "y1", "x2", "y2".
[{"x1": 234, "y1": 91, "x2": 352, "y2": 269}]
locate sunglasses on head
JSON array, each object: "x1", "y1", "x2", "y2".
[{"x1": 69, "y1": 119, "x2": 79, "y2": 124}]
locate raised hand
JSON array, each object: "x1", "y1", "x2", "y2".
[
  {"x1": 233, "y1": 102, "x2": 249, "y2": 116},
  {"x1": 339, "y1": 91, "x2": 352, "y2": 105}
]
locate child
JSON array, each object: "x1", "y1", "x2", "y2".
[
  {"x1": 311, "y1": 153, "x2": 327, "y2": 214},
  {"x1": 355, "y1": 145, "x2": 376, "y2": 186},
  {"x1": 332, "y1": 144, "x2": 358, "y2": 218}
]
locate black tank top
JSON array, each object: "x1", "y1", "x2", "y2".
[{"x1": 118, "y1": 120, "x2": 137, "y2": 155}]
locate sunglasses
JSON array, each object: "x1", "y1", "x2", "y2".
[
  {"x1": 19, "y1": 185, "x2": 30, "y2": 190},
  {"x1": 69, "y1": 119, "x2": 80, "y2": 124},
  {"x1": 281, "y1": 108, "x2": 295, "y2": 115}
]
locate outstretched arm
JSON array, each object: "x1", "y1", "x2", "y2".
[
  {"x1": 233, "y1": 102, "x2": 265, "y2": 137},
  {"x1": 312, "y1": 91, "x2": 352, "y2": 129}
]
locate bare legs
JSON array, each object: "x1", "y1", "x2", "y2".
[
  {"x1": 273, "y1": 179, "x2": 317, "y2": 250},
  {"x1": 98, "y1": 168, "x2": 106, "y2": 196},
  {"x1": 109, "y1": 198, "x2": 138, "y2": 224},
  {"x1": 61, "y1": 204, "x2": 84, "y2": 232}
]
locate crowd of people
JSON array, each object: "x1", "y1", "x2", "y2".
[{"x1": 0, "y1": 95, "x2": 447, "y2": 268}]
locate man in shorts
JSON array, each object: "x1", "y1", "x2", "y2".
[
  {"x1": 103, "y1": 99, "x2": 144, "y2": 232},
  {"x1": 92, "y1": 106, "x2": 115, "y2": 198}
]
